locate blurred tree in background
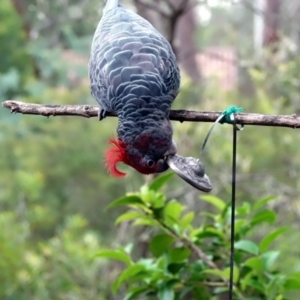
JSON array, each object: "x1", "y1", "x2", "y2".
[
  {"x1": 0, "y1": 0, "x2": 33, "y2": 98},
  {"x1": 1, "y1": 0, "x2": 300, "y2": 299}
]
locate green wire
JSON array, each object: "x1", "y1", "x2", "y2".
[{"x1": 200, "y1": 106, "x2": 243, "y2": 155}]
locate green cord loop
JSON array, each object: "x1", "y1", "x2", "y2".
[
  {"x1": 219, "y1": 106, "x2": 243, "y2": 124},
  {"x1": 200, "y1": 105, "x2": 244, "y2": 154}
]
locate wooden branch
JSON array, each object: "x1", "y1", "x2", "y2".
[{"x1": 2, "y1": 100, "x2": 300, "y2": 129}]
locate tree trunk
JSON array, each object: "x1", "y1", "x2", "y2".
[
  {"x1": 11, "y1": 0, "x2": 40, "y2": 78},
  {"x1": 133, "y1": 0, "x2": 201, "y2": 82},
  {"x1": 176, "y1": 8, "x2": 201, "y2": 82},
  {"x1": 263, "y1": 0, "x2": 280, "y2": 47}
]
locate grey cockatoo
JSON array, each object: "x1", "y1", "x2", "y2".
[{"x1": 89, "y1": 0, "x2": 180, "y2": 177}]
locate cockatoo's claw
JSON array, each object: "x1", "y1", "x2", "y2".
[{"x1": 98, "y1": 109, "x2": 107, "y2": 121}]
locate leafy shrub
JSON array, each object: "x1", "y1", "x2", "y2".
[{"x1": 94, "y1": 173, "x2": 300, "y2": 300}]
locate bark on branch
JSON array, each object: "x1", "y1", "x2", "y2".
[{"x1": 2, "y1": 100, "x2": 300, "y2": 129}]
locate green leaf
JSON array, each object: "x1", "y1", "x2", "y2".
[
  {"x1": 124, "y1": 243, "x2": 134, "y2": 254},
  {"x1": 261, "y1": 251, "x2": 280, "y2": 271},
  {"x1": 115, "y1": 211, "x2": 146, "y2": 224},
  {"x1": 259, "y1": 227, "x2": 289, "y2": 252},
  {"x1": 223, "y1": 266, "x2": 240, "y2": 284},
  {"x1": 179, "y1": 212, "x2": 194, "y2": 228},
  {"x1": 168, "y1": 247, "x2": 191, "y2": 263},
  {"x1": 107, "y1": 195, "x2": 144, "y2": 209},
  {"x1": 201, "y1": 269, "x2": 227, "y2": 280},
  {"x1": 152, "y1": 207, "x2": 165, "y2": 219},
  {"x1": 164, "y1": 201, "x2": 183, "y2": 219},
  {"x1": 158, "y1": 285, "x2": 175, "y2": 300},
  {"x1": 266, "y1": 274, "x2": 286, "y2": 300},
  {"x1": 234, "y1": 219, "x2": 252, "y2": 238},
  {"x1": 284, "y1": 273, "x2": 300, "y2": 291},
  {"x1": 236, "y1": 202, "x2": 252, "y2": 215},
  {"x1": 92, "y1": 249, "x2": 132, "y2": 266},
  {"x1": 133, "y1": 218, "x2": 157, "y2": 227},
  {"x1": 189, "y1": 228, "x2": 202, "y2": 239},
  {"x1": 149, "y1": 172, "x2": 174, "y2": 191},
  {"x1": 168, "y1": 263, "x2": 186, "y2": 274},
  {"x1": 284, "y1": 282, "x2": 298, "y2": 294},
  {"x1": 146, "y1": 193, "x2": 166, "y2": 209},
  {"x1": 287, "y1": 272, "x2": 300, "y2": 280},
  {"x1": 243, "y1": 257, "x2": 263, "y2": 272},
  {"x1": 253, "y1": 196, "x2": 277, "y2": 211},
  {"x1": 124, "y1": 285, "x2": 149, "y2": 300},
  {"x1": 200, "y1": 211, "x2": 216, "y2": 220},
  {"x1": 271, "y1": 275, "x2": 286, "y2": 290},
  {"x1": 244, "y1": 278, "x2": 265, "y2": 294},
  {"x1": 197, "y1": 226, "x2": 224, "y2": 239},
  {"x1": 251, "y1": 210, "x2": 276, "y2": 226},
  {"x1": 200, "y1": 195, "x2": 226, "y2": 211},
  {"x1": 234, "y1": 219, "x2": 246, "y2": 233},
  {"x1": 235, "y1": 240, "x2": 259, "y2": 255},
  {"x1": 202, "y1": 266, "x2": 239, "y2": 283},
  {"x1": 241, "y1": 270, "x2": 255, "y2": 291},
  {"x1": 112, "y1": 264, "x2": 146, "y2": 293},
  {"x1": 149, "y1": 234, "x2": 174, "y2": 257},
  {"x1": 213, "y1": 287, "x2": 229, "y2": 295},
  {"x1": 137, "y1": 258, "x2": 155, "y2": 268}
]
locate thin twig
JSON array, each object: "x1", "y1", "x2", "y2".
[
  {"x1": 2, "y1": 100, "x2": 300, "y2": 129},
  {"x1": 155, "y1": 218, "x2": 218, "y2": 269}
]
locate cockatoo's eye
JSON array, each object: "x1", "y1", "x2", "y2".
[{"x1": 147, "y1": 160, "x2": 155, "y2": 167}]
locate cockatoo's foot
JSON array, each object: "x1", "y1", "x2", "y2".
[{"x1": 98, "y1": 108, "x2": 107, "y2": 121}]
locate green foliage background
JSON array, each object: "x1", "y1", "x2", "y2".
[{"x1": 0, "y1": 0, "x2": 300, "y2": 299}]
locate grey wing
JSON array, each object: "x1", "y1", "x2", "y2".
[{"x1": 88, "y1": 6, "x2": 180, "y2": 114}]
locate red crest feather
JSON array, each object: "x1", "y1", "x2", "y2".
[{"x1": 105, "y1": 138, "x2": 128, "y2": 177}]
